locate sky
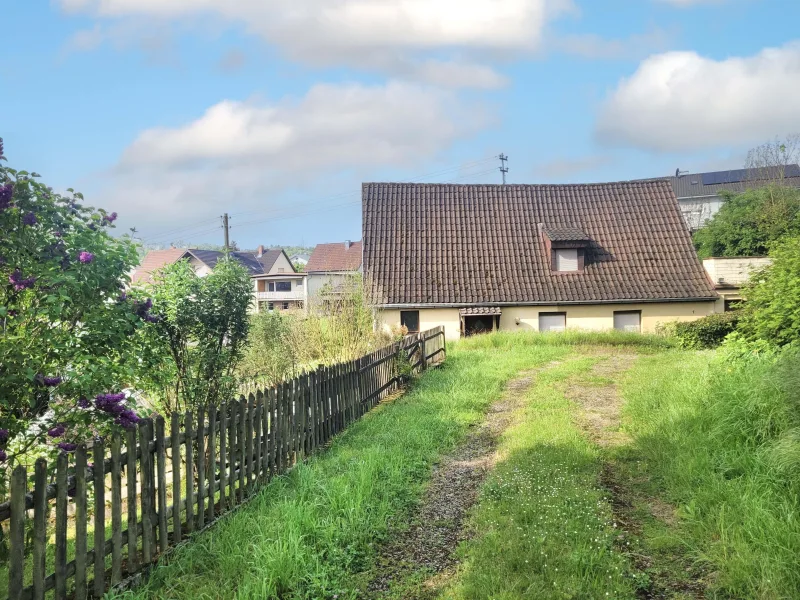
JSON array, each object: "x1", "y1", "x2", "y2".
[{"x1": 2, "y1": 0, "x2": 800, "y2": 250}]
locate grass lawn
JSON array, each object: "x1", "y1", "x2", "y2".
[{"x1": 111, "y1": 334, "x2": 572, "y2": 599}]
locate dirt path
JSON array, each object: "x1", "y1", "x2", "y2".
[
  {"x1": 364, "y1": 365, "x2": 559, "y2": 598},
  {"x1": 566, "y1": 353, "x2": 705, "y2": 600}
]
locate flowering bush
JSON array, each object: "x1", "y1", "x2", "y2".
[{"x1": 0, "y1": 138, "x2": 147, "y2": 467}]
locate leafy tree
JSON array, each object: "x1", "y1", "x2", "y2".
[
  {"x1": 0, "y1": 138, "x2": 147, "y2": 464},
  {"x1": 239, "y1": 311, "x2": 299, "y2": 385},
  {"x1": 136, "y1": 257, "x2": 252, "y2": 415},
  {"x1": 739, "y1": 237, "x2": 800, "y2": 346},
  {"x1": 693, "y1": 185, "x2": 800, "y2": 258}
]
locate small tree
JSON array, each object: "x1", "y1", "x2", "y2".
[
  {"x1": 137, "y1": 257, "x2": 252, "y2": 415},
  {"x1": 738, "y1": 237, "x2": 800, "y2": 346},
  {"x1": 239, "y1": 311, "x2": 299, "y2": 384}
]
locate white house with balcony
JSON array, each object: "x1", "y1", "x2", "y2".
[{"x1": 251, "y1": 246, "x2": 307, "y2": 313}]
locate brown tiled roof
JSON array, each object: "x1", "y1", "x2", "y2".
[
  {"x1": 543, "y1": 226, "x2": 590, "y2": 242},
  {"x1": 362, "y1": 181, "x2": 718, "y2": 306},
  {"x1": 306, "y1": 241, "x2": 362, "y2": 273},
  {"x1": 131, "y1": 249, "x2": 187, "y2": 284}
]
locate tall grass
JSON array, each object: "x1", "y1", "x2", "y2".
[
  {"x1": 622, "y1": 349, "x2": 800, "y2": 598},
  {"x1": 111, "y1": 336, "x2": 569, "y2": 599}
]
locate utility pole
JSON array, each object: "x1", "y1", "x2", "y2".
[
  {"x1": 499, "y1": 154, "x2": 509, "y2": 185},
  {"x1": 221, "y1": 213, "x2": 230, "y2": 250}
]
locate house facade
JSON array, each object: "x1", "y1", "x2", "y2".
[
  {"x1": 363, "y1": 181, "x2": 721, "y2": 341},
  {"x1": 306, "y1": 241, "x2": 363, "y2": 301},
  {"x1": 132, "y1": 246, "x2": 307, "y2": 312},
  {"x1": 703, "y1": 256, "x2": 771, "y2": 311}
]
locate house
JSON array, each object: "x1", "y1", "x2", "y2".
[
  {"x1": 306, "y1": 240, "x2": 363, "y2": 300},
  {"x1": 703, "y1": 256, "x2": 771, "y2": 311},
  {"x1": 660, "y1": 165, "x2": 800, "y2": 231},
  {"x1": 362, "y1": 181, "x2": 720, "y2": 341},
  {"x1": 130, "y1": 248, "x2": 188, "y2": 284},
  {"x1": 132, "y1": 246, "x2": 307, "y2": 312},
  {"x1": 290, "y1": 254, "x2": 310, "y2": 268}
]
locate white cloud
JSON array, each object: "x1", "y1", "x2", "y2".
[
  {"x1": 596, "y1": 43, "x2": 800, "y2": 152},
  {"x1": 103, "y1": 81, "x2": 490, "y2": 235},
  {"x1": 59, "y1": 0, "x2": 575, "y2": 85}
]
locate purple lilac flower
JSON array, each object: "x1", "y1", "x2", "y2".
[
  {"x1": 0, "y1": 428, "x2": 8, "y2": 443},
  {"x1": 103, "y1": 212, "x2": 118, "y2": 224},
  {"x1": 47, "y1": 425, "x2": 66, "y2": 438},
  {"x1": 67, "y1": 487, "x2": 77, "y2": 498},
  {"x1": 0, "y1": 182, "x2": 12, "y2": 209},
  {"x1": 79, "y1": 251, "x2": 94, "y2": 264},
  {"x1": 8, "y1": 269, "x2": 36, "y2": 291},
  {"x1": 22, "y1": 212, "x2": 37, "y2": 226},
  {"x1": 0, "y1": 450, "x2": 6, "y2": 463},
  {"x1": 115, "y1": 409, "x2": 141, "y2": 430},
  {"x1": 144, "y1": 314, "x2": 161, "y2": 323},
  {"x1": 78, "y1": 397, "x2": 91, "y2": 409},
  {"x1": 57, "y1": 442, "x2": 78, "y2": 453},
  {"x1": 43, "y1": 376, "x2": 62, "y2": 387}
]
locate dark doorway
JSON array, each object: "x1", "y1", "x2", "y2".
[{"x1": 463, "y1": 315, "x2": 498, "y2": 336}]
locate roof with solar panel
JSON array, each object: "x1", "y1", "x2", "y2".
[{"x1": 666, "y1": 164, "x2": 800, "y2": 199}]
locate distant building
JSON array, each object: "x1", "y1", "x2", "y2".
[
  {"x1": 703, "y1": 256, "x2": 772, "y2": 311},
  {"x1": 306, "y1": 241, "x2": 362, "y2": 300},
  {"x1": 132, "y1": 245, "x2": 307, "y2": 312},
  {"x1": 659, "y1": 165, "x2": 800, "y2": 231},
  {"x1": 290, "y1": 254, "x2": 310, "y2": 267}
]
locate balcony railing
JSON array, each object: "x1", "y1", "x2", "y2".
[{"x1": 256, "y1": 290, "x2": 305, "y2": 302}]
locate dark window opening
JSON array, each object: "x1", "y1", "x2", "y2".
[
  {"x1": 268, "y1": 302, "x2": 274, "y2": 311},
  {"x1": 268, "y1": 282, "x2": 275, "y2": 292},
  {"x1": 276, "y1": 281, "x2": 291, "y2": 292},
  {"x1": 462, "y1": 315, "x2": 498, "y2": 337},
  {"x1": 724, "y1": 299, "x2": 743, "y2": 312},
  {"x1": 401, "y1": 310, "x2": 420, "y2": 333},
  {"x1": 282, "y1": 302, "x2": 290, "y2": 310}
]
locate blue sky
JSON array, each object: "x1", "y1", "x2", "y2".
[{"x1": 3, "y1": 0, "x2": 799, "y2": 250}]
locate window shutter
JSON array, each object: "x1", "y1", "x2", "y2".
[
  {"x1": 539, "y1": 313, "x2": 566, "y2": 332},
  {"x1": 613, "y1": 311, "x2": 641, "y2": 332},
  {"x1": 555, "y1": 249, "x2": 579, "y2": 272}
]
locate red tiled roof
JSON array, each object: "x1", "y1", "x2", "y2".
[
  {"x1": 131, "y1": 249, "x2": 187, "y2": 284},
  {"x1": 306, "y1": 241, "x2": 362, "y2": 273},
  {"x1": 362, "y1": 181, "x2": 718, "y2": 306}
]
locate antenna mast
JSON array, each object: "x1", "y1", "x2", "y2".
[{"x1": 499, "y1": 154, "x2": 509, "y2": 185}]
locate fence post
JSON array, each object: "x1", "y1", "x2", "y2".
[
  {"x1": 9, "y1": 465, "x2": 26, "y2": 600},
  {"x1": 93, "y1": 440, "x2": 106, "y2": 597},
  {"x1": 33, "y1": 458, "x2": 48, "y2": 600}
]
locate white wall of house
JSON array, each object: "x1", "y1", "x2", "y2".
[
  {"x1": 307, "y1": 272, "x2": 355, "y2": 298},
  {"x1": 379, "y1": 301, "x2": 718, "y2": 340},
  {"x1": 268, "y1": 252, "x2": 296, "y2": 275},
  {"x1": 678, "y1": 197, "x2": 725, "y2": 231},
  {"x1": 703, "y1": 257, "x2": 771, "y2": 287}
]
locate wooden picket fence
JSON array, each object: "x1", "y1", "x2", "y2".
[{"x1": 1, "y1": 327, "x2": 445, "y2": 600}]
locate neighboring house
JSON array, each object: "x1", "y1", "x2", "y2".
[
  {"x1": 657, "y1": 165, "x2": 800, "y2": 231},
  {"x1": 290, "y1": 254, "x2": 310, "y2": 267},
  {"x1": 132, "y1": 246, "x2": 307, "y2": 312},
  {"x1": 306, "y1": 241, "x2": 363, "y2": 300},
  {"x1": 362, "y1": 181, "x2": 721, "y2": 341},
  {"x1": 130, "y1": 248, "x2": 188, "y2": 284},
  {"x1": 703, "y1": 256, "x2": 772, "y2": 311},
  {"x1": 250, "y1": 246, "x2": 307, "y2": 313}
]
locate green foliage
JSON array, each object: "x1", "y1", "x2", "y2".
[
  {"x1": 136, "y1": 257, "x2": 252, "y2": 414},
  {"x1": 738, "y1": 236, "x2": 800, "y2": 346},
  {"x1": 239, "y1": 311, "x2": 299, "y2": 385},
  {"x1": 622, "y1": 349, "x2": 800, "y2": 597},
  {"x1": 693, "y1": 185, "x2": 800, "y2": 258},
  {"x1": 660, "y1": 312, "x2": 739, "y2": 349},
  {"x1": 0, "y1": 139, "x2": 145, "y2": 460}
]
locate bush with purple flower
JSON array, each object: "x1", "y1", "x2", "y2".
[
  {"x1": 9, "y1": 269, "x2": 37, "y2": 291},
  {"x1": 79, "y1": 251, "x2": 95, "y2": 264},
  {"x1": 22, "y1": 211, "x2": 37, "y2": 226},
  {"x1": 103, "y1": 212, "x2": 118, "y2": 224},
  {"x1": 0, "y1": 182, "x2": 12, "y2": 209},
  {"x1": 43, "y1": 375, "x2": 62, "y2": 387},
  {"x1": 47, "y1": 424, "x2": 66, "y2": 438}
]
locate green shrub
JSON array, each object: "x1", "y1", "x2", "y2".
[{"x1": 669, "y1": 312, "x2": 739, "y2": 349}]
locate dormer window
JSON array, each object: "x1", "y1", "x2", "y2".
[
  {"x1": 540, "y1": 225, "x2": 591, "y2": 274},
  {"x1": 555, "y1": 248, "x2": 579, "y2": 272}
]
